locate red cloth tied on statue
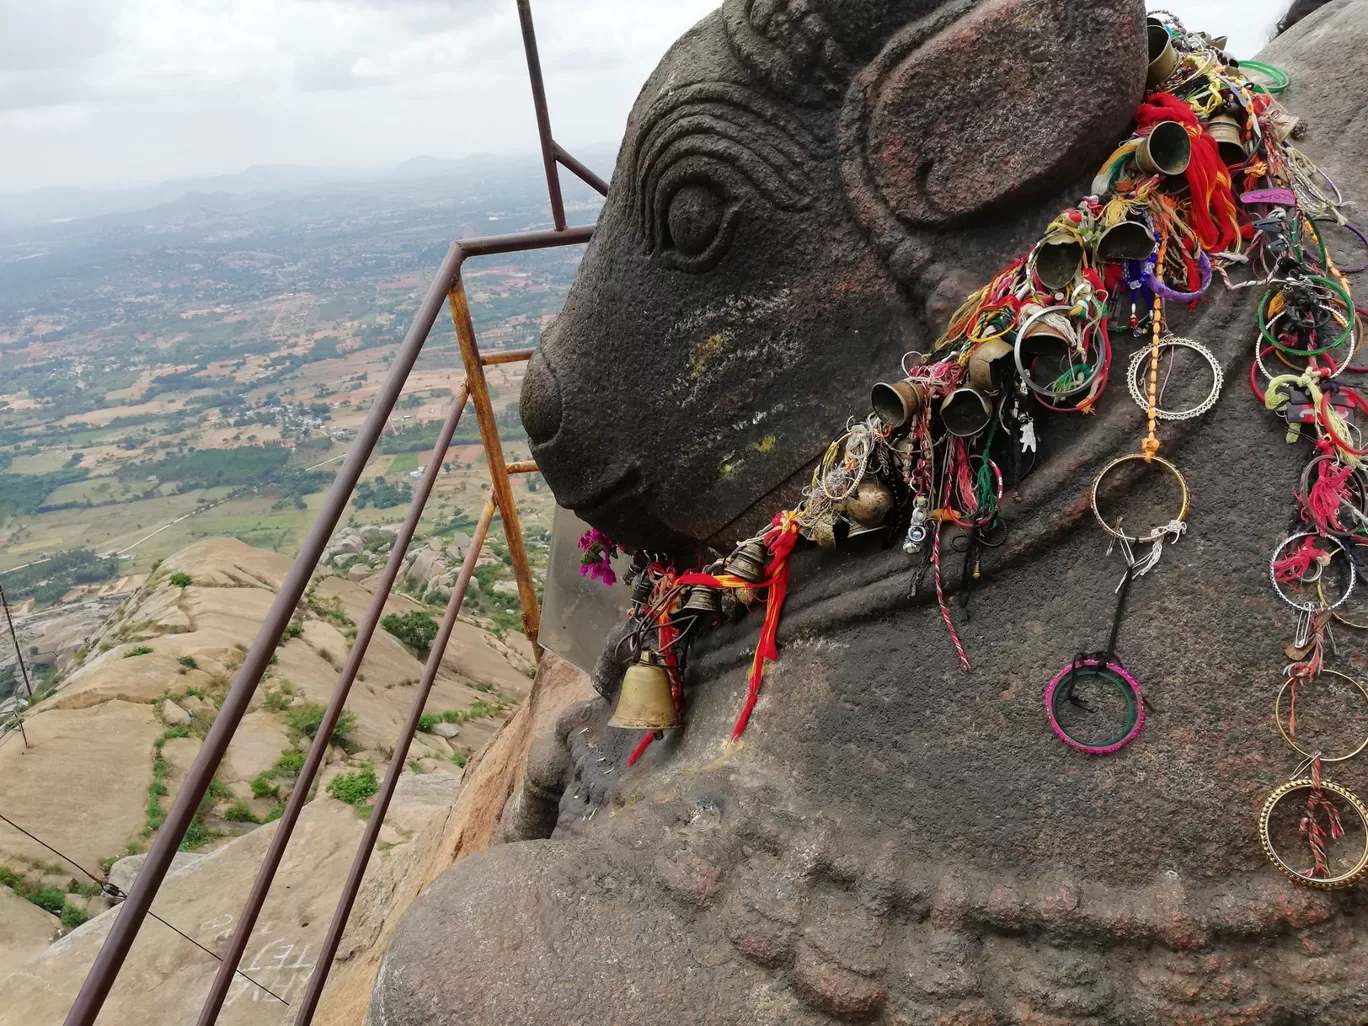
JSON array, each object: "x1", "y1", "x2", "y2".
[{"x1": 1137, "y1": 93, "x2": 1240, "y2": 254}]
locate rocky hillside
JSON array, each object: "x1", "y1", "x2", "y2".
[{"x1": 0, "y1": 537, "x2": 535, "y2": 1023}]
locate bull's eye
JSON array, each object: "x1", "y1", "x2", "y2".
[{"x1": 666, "y1": 184, "x2": 724, "y2": 257}]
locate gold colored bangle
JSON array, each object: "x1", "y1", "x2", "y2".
[
  {"x1": 1275, "y1": 670, "x2": 1368, "y2": 763},
  {"x1": 1090, "y1": 453, "x2": 1190, "y2": 543},
  {"x1": 1258, "y1": 779, "x2": 1368, "y2": 889}
]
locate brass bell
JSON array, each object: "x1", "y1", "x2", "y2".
[
  {"x1": 1207, "y1": 114, "x2": 1246, "y2": 166},
  {"x1": 1136, "y1": 121, "x2": 1191, "y2": 177},
  {"x1": 939, "y1": 388, "x2": 993, "y2": 438},
  {"x1": 1146, "y1": 21, "x2": 1177, "y2": 88},
  {"x1": 844, "y1": 479, "x2": 894, "y2": 528},
  {"x1": 608, "y1": 651, "x2": 680, "y2": 730},
  {"x1": 726, "y1": 541, "x2": 768, "y2": 583},
  {"x1": 1035, "y1": 232, "x2": 1084, "y2": 292},
  {"x1": 1096, "y1": 220, "x2": 1156, "y2": 262},
  {"x1": 871, "y1": 380, "x2": 926, "y2": 429},
  {"x1": 967, "y1": 338, "x2": 1014, "y2": 393},
  {"x1": 678, "y1": 585, "x2": 721, "y2": 622}
]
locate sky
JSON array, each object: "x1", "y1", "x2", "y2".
[{"x1": 0, "y1": 0, "x2": 1288, "y2": 193}]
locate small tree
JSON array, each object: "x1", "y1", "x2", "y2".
[
  {"x1": 169, "y1": 572, "x2": 192, "y2": 588},
  {"x1": 381, "y1": 611, "x2": 438, "y2": 656}
]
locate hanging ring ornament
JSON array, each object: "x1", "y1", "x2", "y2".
[
  {"x1": 1090, "y1": 454, "x2": 1190, "y2": 544},
  {"x1": 1126, "y1": 337, "x2": 1223, "y2": 419},
  {"x1": 1013, "y1": 305, "x2": 1104, "y2": 400},
  {"x1": 1269, "y1": 532, "x2": 1357, "y2": 612},
  {"x1": 1258, "y1": 779, "x2": 1368, "y2": 888},
  {"x1": 1275, "y1": 669, "x2": 1368, "y2": 763},
  {"x1": 1045, "y1": 658, "x2": 1144, "y2": 754}
]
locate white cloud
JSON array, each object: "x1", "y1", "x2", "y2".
[{"x1": 0, "y1": 0, "x2": 1290, "y2": 192}]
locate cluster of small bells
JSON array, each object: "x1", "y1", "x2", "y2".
[{"x1": 603, "y1": 13, "x2": 1306, "y2": 743}]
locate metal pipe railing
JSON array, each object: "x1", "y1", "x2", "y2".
[
  {"x1": 450, "y1": 278, "x2": 543, "y2": 656},
  {"x1": 62, "y1": 0, "x2": 606, "y2": 1016},
  {"x1": 482, "y1": 347, "x2": 536, "y2": 365},
  {"x1": 291, "y1": 499, "x2": 498, "y2": 1025},
  {"x1": 62, "y1": 239, "x2": 470, "y2": 1026},
  {"x1": 192, "y1": 379, "x2": 473, "y2": 1024},
  {"x1": 554, "y1": 142, "x2": 610, "y2": 196},
  {"x1": 517, "y1": 0, "x2": 566, "y2": 231}
]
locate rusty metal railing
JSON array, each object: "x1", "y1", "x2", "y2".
[{"x1": 62, "y1": 2, "x2": 603, "y2": 1023}]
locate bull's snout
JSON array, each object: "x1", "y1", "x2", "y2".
[{"x1": 520, "y1": 350, "x2": 563, "y2": 447}]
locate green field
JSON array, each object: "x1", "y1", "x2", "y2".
[{"x1": 387, "y1": 452, "x2": 418, "y2": 475}]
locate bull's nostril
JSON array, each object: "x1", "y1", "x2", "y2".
[{"x1": 519, "y1": 350, "x2": 563, "y2": 446}]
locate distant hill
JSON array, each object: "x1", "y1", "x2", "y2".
[{"x1": 0, "y1": 146, "x2": 618, "y2": 228}]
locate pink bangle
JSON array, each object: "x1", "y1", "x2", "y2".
[{"x1": 1045, "y1": 657, "x2": 1145, "y2": 755}]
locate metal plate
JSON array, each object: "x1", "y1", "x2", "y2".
[{"x1": 539, "y1": 506, "x2": 631, "y2": 675}]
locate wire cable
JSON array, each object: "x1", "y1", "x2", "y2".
[{"x1": 0, "y1": 811, "x2": 288, "y2": 1006}]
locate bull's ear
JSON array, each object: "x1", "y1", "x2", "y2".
[{"x1": 840, "y1": 0, "x2": 1146, "y2": 289}]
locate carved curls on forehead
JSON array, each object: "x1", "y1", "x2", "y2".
[
  {"x1": 627, "y1": 82, "x2": 830, "y2": 269},
  {"x1": 722, "y1": 0, "x2": 959, "y2": 104}
]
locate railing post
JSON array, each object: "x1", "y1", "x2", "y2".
[
  {"x1": 448, "y1": 276, "x2": 543, "y2": 657},
  {"x1": 291, "y1": 500, "x2": 499, "y2": 1026},
  {"x1": 516, "y1": 0, "x2": 567, "y2": 231},
  {"x1": 191, "y1": 380, "x2": 473, "y2": 1025}
]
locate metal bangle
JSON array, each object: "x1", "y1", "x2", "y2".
[
  {"x1": 1275, "y1": 669, "x2": 1368, "y2": 763},
  {"x1": 1013, "y1": 305, "x2": 1104, "y2": 399},
  {"x1": 1269, "y1": 532, "x2": 1355, "y2": 612},
  {"x1": 1259, "y1": 778, "x2": 1368, "y2": 889},
  {"x1": 1090, "y1": 453, "x2": 1190, "y2": 543},
  {"x1": 1045, "y1": 658, "x2": 1143, "y2": 755},
  {"x1": 1126, "y1": 337, "x2": 1223, "y2": 420}
]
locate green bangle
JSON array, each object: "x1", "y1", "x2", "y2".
[
  {"x1": 1242, "y1": 60, "x2": 1290, "y2": 94},
  {"x1": 1260, "y1": 276, "x2": 1355, "y2": 355}
]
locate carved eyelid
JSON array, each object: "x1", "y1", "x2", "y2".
[{"x1": 628, "y1": 82, "x2": 828, "y2": 252}]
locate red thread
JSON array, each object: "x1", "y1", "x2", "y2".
[
  {"x1": 1272, "y1": 536, "x2": 1324, "y2": 585},
  {"x1": 1302, "y1": 756, "x2": 1347, "y2": 879},
  {"x1": 1137, "y1": 93, "x2": 1240, "y2": 253}
]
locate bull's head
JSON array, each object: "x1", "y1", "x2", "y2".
[{"x1": 522, "y1": 0, "x2": 1147, "y2": 551}]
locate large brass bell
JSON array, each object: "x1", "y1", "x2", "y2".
[
  {"x1": 1136, "y1": 121, "x2": 1191, "y2": 177},
  {"x1": 608, "y1": 651, "x2": 680, "y2": 730},
  {"x1": 726, "y1": 541, "x2": 768, "y2": 583}
]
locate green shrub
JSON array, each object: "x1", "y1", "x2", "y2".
[
  {"x1": 71, "y1": 880, "x2": 102, "y2": 898},
  {"x1": 250, "y1": 774, "x2": 279, "y2": 799},
  {"x1": 169, "y1": 572, "x2": 193, "y2": 588},
  {"x1": 60, "y1": 903, "x2": 90, "y2": 930},
  {"x1": 177, "y1": 656, "x2": 198, "y2": 670},
  {"x1": 222, "y1": 802, "x2": 261, "y2": 824},
  {"x1": 418, "y1": 702, "x2": 503, "y2": 735},
  {"x1": 124, "y1": 645, "x2": 153, "y2": 658},
  {"x1": 282, "y1": 623, "x2": 303, "y2": 641},
  {"x1": 30, "y1": 887, "x2": 65, "y2": 914},
  {"x1": 286, "y1": 703, "x2": 356, "y2": 745},
  {"x1": 273, "y1": 749, "x2": 306, "y2": 776},
  {"x1": 381, "y1": 611, "x2": 438, "y2": 655},
  {"x1": 263, "y1": 690, "x2": 291, "y2": 713},
  {"x1": 265, "y1": 802, "x2": 285, "y2": 822},
  {"x1": 451, "y1": 749, "x2": 467, "y2": 768},
  {"x1": 326, "y1": 765, "x2": 379, "y2": 807}
]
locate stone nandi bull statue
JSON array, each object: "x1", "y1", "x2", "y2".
[{"x1": 373, "y1": 2, "x2": 1368, "y2": 1023}]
